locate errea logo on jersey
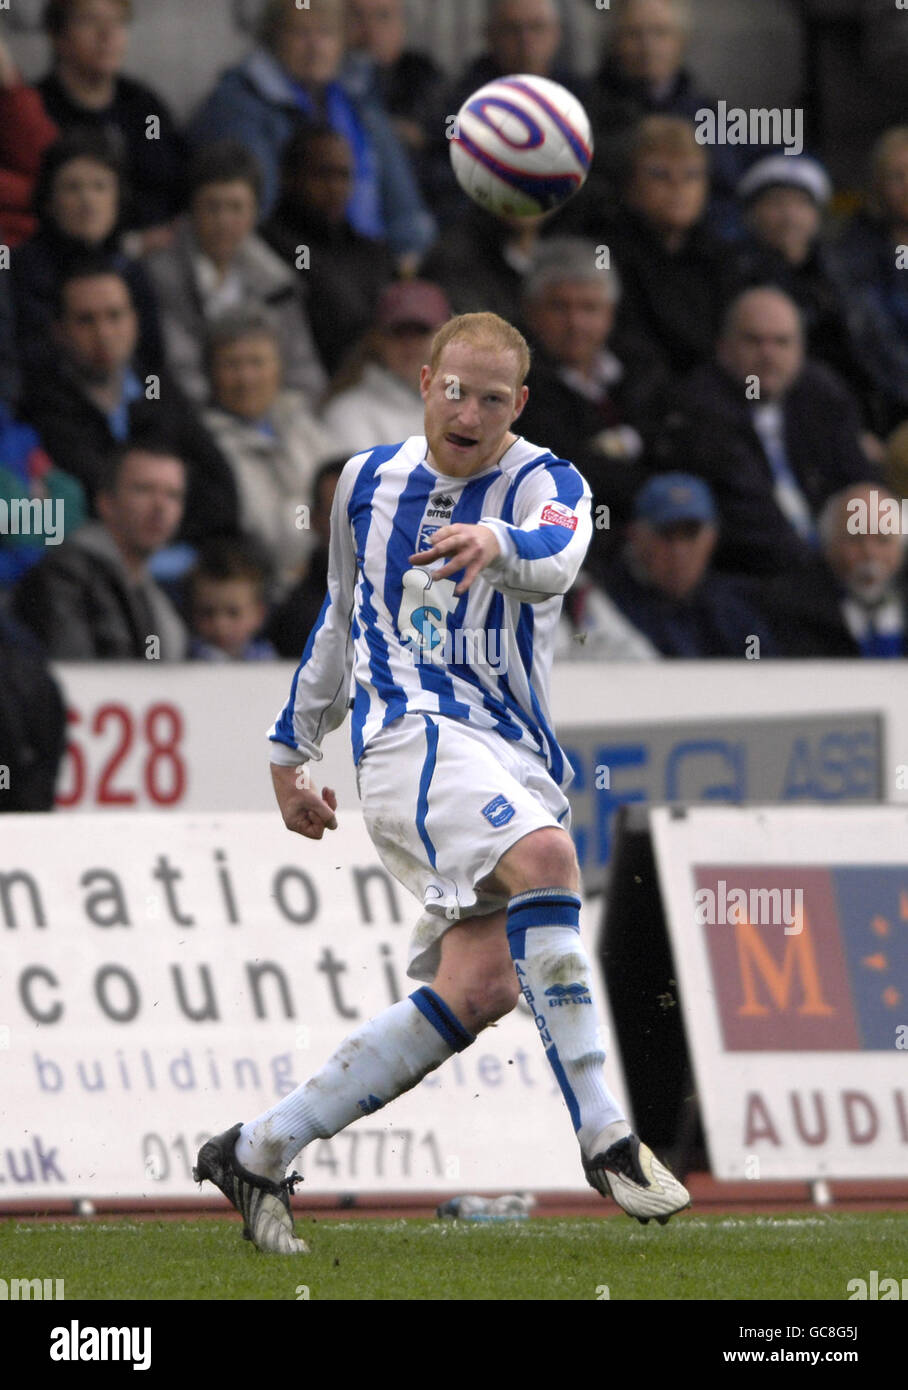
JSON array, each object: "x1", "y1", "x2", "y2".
[
  {"x1": 540, "y1": 502, "x2": 578, "y2": 530},
  {"x1": 427, "y1": 493, "x2": 456, "y2": 519}
]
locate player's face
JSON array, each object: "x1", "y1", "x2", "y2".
[
  {"x1": 527, "y1": 280, "x2": 615, "y2": 369},
  {"x1": 58, "y1": 274, "x2": 138, "y2": 378},
  {"x1": 192, "y1": 578, "x2": 266, "y2": 659},
  {"x1": 420, "y1": 341, "x2": 528, "y2": 477},
  {"x1": 100, "y1": 452, "x2": 185, "y2": 558},
  {"x1": 211, "y1": 335, "x2": 283, "y2": 420},
  {"x1": 56, "y1": 0, "x2": 129, "y2": 79},
  {"x1": 192, "y1": 181, "x2": 258, "y2": 266},
  {"x1": 51, "y1": 157, "x2": 119, "y2": 243}
]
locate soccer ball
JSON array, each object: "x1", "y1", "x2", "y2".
[{"x1": 450, "y1": 73, "x2": 593, "y2": 220}]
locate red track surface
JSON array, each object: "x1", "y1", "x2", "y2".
[{"x1": 3, "y1": 1175, "x2": 907, "y2": 1222}]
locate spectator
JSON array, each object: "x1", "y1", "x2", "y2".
[
  {"x1": 428, "y1": 0, "x2": 578, "y2": 219},
  {"x1": 731, "y1": 155, "x2": 875, "y2": 427},
  {"x1": 518, "y1": 237, "x2": 663, "y2": 574},
  {"x1": 448, "y1": 0, "x2": 577, "y2": 112},
  {"x1": 0, "y1": 610, "x2": 66, "y2": 811},
  {"x1": 653, "y1": 287, "x2": 876, "y2": 577},
  {"x1": 202, "y1": 308, "x2": 334, "y2": 599},
  {"x1": 344, "y1": 0, "x2": 445, "y2": 164},
  {"x1": 0, "y1": 29, "x2": 58, "y2": 249},
  {"x1": 266, "y1": 456, "x2": 345, "y2": 658},
  {"x1": 12, "y1": 129, "x2": 163, "y2": 377},
  {"x1": 0, "y1": 402, "x2": 87, "y2": 590},
  {"x1": 19, "y1": 261, "x2": 238, "y2": 543},
  {"x1": 188, "y1": 0, "x2": 434, "y2": 262},
  {"x1": 320, "y1": 280, "x2": 450, "y2": 456},
  {"x1": 606, "y1": 116, "x2": 736, "y2": 380},
  {"x1": 188, "y1": 537, "x2": 277, "y2": 662},
  {"x1": 143, "y1": 141, "x2": 325, "y2": 407},
  {"x1": 579, "y1": 0, "x2": 744, "y2": 238},
  {"x1": 13, "y1": 441, "x2": 189, "y2": 660},
  {"x1": 828, "y1": 127, "x2": 908, "y2": 436},
  {"x1": 261, "y1": 125, "x2": 395, "y2": 375},
  {"x1": 602, "y1": 473, "x2": 775, "y2": 657},
  {"x1": 37, "y1": 0, "x2": 185, "y2": 239},
  {"x1": 555, "y1": 569, "x2": 659, "y2": 661},
  {"x1": 759, "y1": 482, "x2": 908, "y2": 657},
  {"x1": 420, "y1": 205, "x2": 552, "y2": 328}
]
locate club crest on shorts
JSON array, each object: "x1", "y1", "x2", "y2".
[{"x1": 481, "y1": 794, "x2": 516, "y2": 827}]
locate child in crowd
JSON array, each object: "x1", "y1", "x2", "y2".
[{"x1": 188, "y1": 538, "x2": 277, "y2": 662}]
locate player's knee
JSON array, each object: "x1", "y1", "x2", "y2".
[{"x1": 501, "y1": 827, "x2": 579, "y2": 895}]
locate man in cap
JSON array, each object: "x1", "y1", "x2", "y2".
[
  {"x1": 601, "y1": 472, "x2": 775, "y2": 656},
  {"x1": 730, "y1": 154, "x2": 873, "y2": 415}
]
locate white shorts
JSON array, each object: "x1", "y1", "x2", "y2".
[{"x1": 356, "y1": 712, "x2": 572, "y2": 983}]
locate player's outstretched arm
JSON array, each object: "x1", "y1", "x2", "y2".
[
  {"x1": 271, "y1": 763, "x2": 338, "y2": 840},
  {"x1": 409, "y1": 523, "x2": 501, "y2": 595}
]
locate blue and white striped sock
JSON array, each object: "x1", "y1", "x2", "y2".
[
  {"x1": 507, "y1": 888, "x2": 629, "y2": 1157},
  {"x1": 236, "y1": 989, "x2": 474, "y2": 1177}
]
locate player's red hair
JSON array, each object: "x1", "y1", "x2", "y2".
[{"x1": 428, "y1": 312, "x2": 531, "y2": 391}]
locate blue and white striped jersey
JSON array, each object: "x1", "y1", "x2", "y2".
[{"x1": 268, "y1": 434, "x2": 592, "y2": 789}]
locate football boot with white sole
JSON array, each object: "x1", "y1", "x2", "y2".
[
  {"x1": 583, "y1": 1133, "x2": 690, "y2": 1224},
  {"x1": 193, "y1": 1123, "x2": 309, "y2": 1254}
]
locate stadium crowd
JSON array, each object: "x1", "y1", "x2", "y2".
[{"x1": 1, "y1": 0, "x2": 907, "y2": 739}]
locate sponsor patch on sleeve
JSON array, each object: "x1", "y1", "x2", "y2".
[{"x1": 540, "y1": 502, "x2": 579, "y2": 531}]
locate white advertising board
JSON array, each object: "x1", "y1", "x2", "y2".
[
  {"x1": 0, "y1": 812, "x2": 628, "y2": 1201},
  {"x1": 49, "y1": 661, "x2": 903, "y2": 820},
  {"x1": 650, "y1": 805, "x2": 908, "y2": 1179}
]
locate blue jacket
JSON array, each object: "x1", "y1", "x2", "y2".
[{"x1": 188, "y1": 48, "x2": 436, "y2": 258}]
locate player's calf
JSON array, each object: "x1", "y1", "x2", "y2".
[
  {"x1": 430, "y1": 911, "x2": 521, "y2": 1032},
  {"x1": 499, "y1": 879, "x2": 691, "y2": 1225}
]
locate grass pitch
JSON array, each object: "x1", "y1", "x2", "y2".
[{"x1": 1, "y1": 1211, "x2": 904, "y2": 1301}]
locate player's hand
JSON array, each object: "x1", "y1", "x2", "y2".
[
  {"x1": 271, "y1": 763, "x2": 338, "y2": 839},
  {"x1": 409, "y1": 523, "x2": 501, "y2": 595}
]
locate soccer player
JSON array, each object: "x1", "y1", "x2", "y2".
[{"x1": 194, "y1": 311, "x2": 690, "y2": 1251}]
